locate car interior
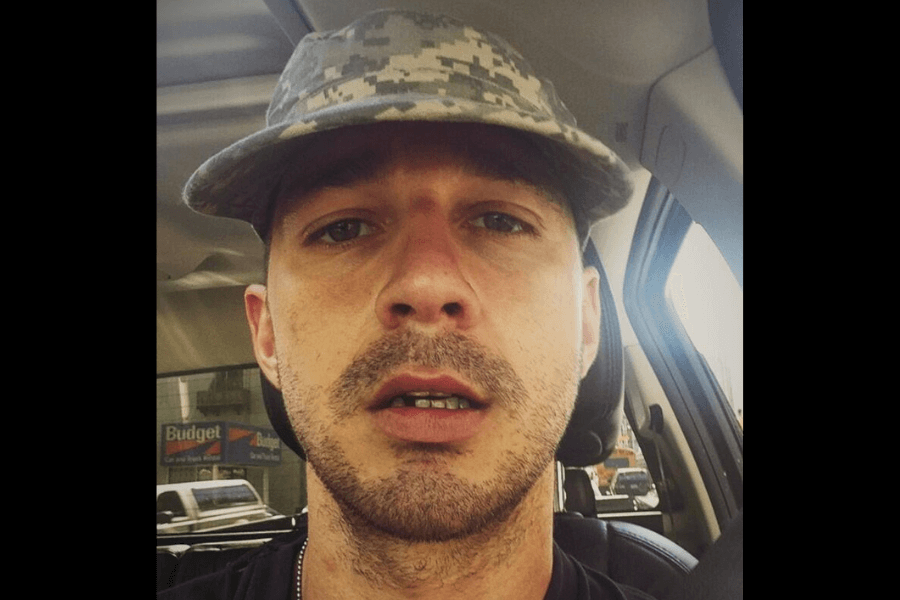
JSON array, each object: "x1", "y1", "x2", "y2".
[{"x1": 157, "y1": 0, "x2": 742, "y2": 596}]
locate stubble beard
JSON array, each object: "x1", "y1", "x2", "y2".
[{"x1": 279, "y1": 330, "x2": 580, "y2": 543}]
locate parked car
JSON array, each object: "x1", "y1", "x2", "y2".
[
  {"x1": 610, "y1": 467, "x2": 654, "y2": 496},
  {"x1": 157, "y1": 479, "x2": 282, "y2": 534}
]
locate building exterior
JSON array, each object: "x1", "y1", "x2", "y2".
[{"x1": 157, "y1": 367, "x2": 307, "y2": 515}]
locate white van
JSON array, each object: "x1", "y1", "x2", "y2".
[{"x1": 156, "y1": 479, "x2": 282, "y2": 534}]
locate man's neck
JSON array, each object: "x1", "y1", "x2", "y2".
[{"x1": 301, "y1": 467, "x2": 557, "y2": 600}]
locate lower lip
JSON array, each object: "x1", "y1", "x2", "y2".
[{"x1": 371, "y1": 407, "x2": 486, "y2": 443}]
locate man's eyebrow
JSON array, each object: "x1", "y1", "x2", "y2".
[
  {"x1": 291, "y1": 150, "x2": 387, "y2": 197},
  {"x1": 278, "y1": 140, "x2": 568, "y2": 213},
  {"x1": 462, "y1": 146, "x2": 548, "y2": 186},
  {"x1": 308, "y1": 147, "x2": 532, "y2": 190},
  {"x1": 459, "y1": 145, "x2": 569, "y2": 211}
]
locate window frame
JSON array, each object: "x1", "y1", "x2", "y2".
[{"x1": 623, "y1": 177, "x2": 743, "y2": 526}]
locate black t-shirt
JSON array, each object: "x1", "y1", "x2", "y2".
[{"x1": 159, "y1": 516, "x2": 655, "y2": 600}]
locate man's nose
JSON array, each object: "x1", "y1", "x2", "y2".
[{"x1": 375, "y1": 213, "x2": 479, "y2": 331}]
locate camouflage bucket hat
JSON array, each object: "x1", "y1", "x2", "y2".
[{"x1": 183, "y1": 9, "x2": 633, "y2": 238}]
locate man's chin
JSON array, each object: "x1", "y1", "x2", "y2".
[
  {"x1": 341, "y1": 482, "x2": 525, "y2": 543},
  {"x1": 315, "y1": 460, "x2": 540, "y2": 543}
]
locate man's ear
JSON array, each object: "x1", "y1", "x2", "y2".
[
  {"x1": 244, "y1": 284, "x2": 280, "y2": 389},
  {"x1": 580, "y1": 266, "x2": 601, "y2": 379}
]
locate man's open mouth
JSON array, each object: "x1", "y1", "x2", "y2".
[
  {"x1": 369, "y1": 377, "x2": 489, "y2": 443},
  {"x1": 369, "y1": 374, "x2": 489, "y2": 415}
]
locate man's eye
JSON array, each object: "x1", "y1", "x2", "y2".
[
  {"x1": 471, "y1": 212, "x2": 529, "y2": 234},
  {"x1": 310, "y1": 219, "x2": 373, "y2": 244}
]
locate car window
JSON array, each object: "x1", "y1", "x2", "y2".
[
  {"x1": 157, "y1": 491, "x2": 187, "y2": 517},
  {"x1": 157, "y1": 367, "x2": 308, "y2": 523},
  {"x1": 624, "y1": 177, "x2": 743, "y2": 522},
  {"x1": 581, "y1": 414, "x2": 661, "y2": 514},
  {"x1": 193, "y1": 483, "x2": 259, "y2": 511}
]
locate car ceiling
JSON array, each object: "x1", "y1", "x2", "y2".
[{"x1": 157, "y1": 0, "x2": 740, "y2": 374}]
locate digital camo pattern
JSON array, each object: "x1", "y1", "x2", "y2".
[{"x1": 183, "y1": 9, "x2": 632, "y2": 238}]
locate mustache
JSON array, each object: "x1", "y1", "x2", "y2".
[{"x1": 327, "y1": 330, "x2": 528, "y2": 418}]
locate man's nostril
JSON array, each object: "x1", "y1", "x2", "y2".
[
  {"x1": 443, "y1": 302, "x2": 462, "y2": 317},
  {"x1": 391, "y1": 303, "x2": 414, "y2": 317}
]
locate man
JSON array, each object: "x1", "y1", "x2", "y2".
[{"x1": 163, "y1": 9, "x2": 640, "y2": 600}]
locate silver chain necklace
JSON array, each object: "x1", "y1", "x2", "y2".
[{"x1": 295, "y1": 537, "x2": 309, "y2": 600}]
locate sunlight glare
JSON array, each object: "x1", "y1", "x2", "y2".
[{"x1": 665, "y1": 223, "x2": 743, "y2": 424}]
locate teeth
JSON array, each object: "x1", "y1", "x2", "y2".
[
  {"x1": 405, "y1": 391, "x2": 452, "y2": 398},
  {"x1": 388, "y1": 394, "x2": 475, "y2": 409}
]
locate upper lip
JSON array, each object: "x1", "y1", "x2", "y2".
[{"x1": 370, "y1": 373, "x2": 486, "y2": 410}]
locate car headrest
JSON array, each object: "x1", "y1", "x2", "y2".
[
  {"x1": 261, "y1": 238, "x2": 623, "y2": 468},
  {"x1": 555, "y1": 238, "x2": 624, "y2": 466}
]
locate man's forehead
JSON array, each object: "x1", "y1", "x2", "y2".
[{"x1": 275, "y1": 122, "x2": 571, "y2": 211}]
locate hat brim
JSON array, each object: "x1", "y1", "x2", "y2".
[{"x1": 183, "y1": 93, "x2": 633, "y2": 238}]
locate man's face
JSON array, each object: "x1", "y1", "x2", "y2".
[{"x1": 246, "y1": 122, "x2": 601, "y2": 541}]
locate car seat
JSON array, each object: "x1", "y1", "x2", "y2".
[{"x1": 554, "y1": 240, "x2": 701, "y2": 598}]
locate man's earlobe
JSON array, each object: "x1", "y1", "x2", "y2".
[
  {"x1": 244, "y1": 284, "x2": 280, "y2": 389},
  {"x1": 580, "y1": 266, "x2": 601, "y2": 378}
]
